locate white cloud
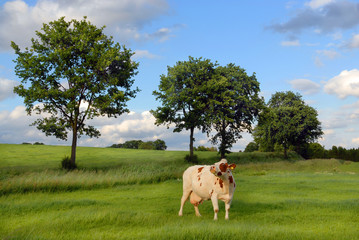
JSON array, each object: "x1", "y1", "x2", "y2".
[
  {"x1": 314, "y1": 49, "x2": 340, "y2": 67},
  {"x1": 352, "y1": 137, "x2": 359, "y2": 145},
  {"x1": 281, "y1": 40, "x2": 300, "y2": 46},
  {"x1": 314, "y1": 56, "x2": 324, "y2": 67},
  {"x1": 133, "y1": 50, "x2": 160, "y2": 60},
  {"x1": 0, "y1": 78, "x2": 18, "y2": 101},
  {"x1": 331, "y1": 32, "x2": 342, "y2": 40},
  {"x1": 289, "y1": 78, "x2": 321, "y2": 95},
  {"x1": 324, "y1": 69, "x2": 359, "y2": 99},
  {"x1": 324, "y1": 129, "x2": 334, "y2": 135},
  {"x1": 305, "y1": 0, "x2": 335, "y2": 9},
  {"x1": 143, "y1": 27, "x2": 174, "y2": 42},
  {"x1": 318, "y1": 101, "x2": 359, "y2": 149},
  {"x1": 0, "y1": 0, "x2": 170, "y2": 51},
  {"x1": 316, "y1": 49, "x2": 340, "y2": 59},
  {"x1": 346, "y1": 33, "x2": 359, "y2": 49},
  {"x1": 9, "y1": 105, "x2": 27, "y2": 119}
]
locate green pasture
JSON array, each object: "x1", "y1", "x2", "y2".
[{"x1": 1, "y1": 144, "x2": 359, "y2": 239}]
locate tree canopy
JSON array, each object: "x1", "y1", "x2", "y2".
[
  {"x1": 207, "y1": 63, "x2": 263, "y2": 158},
  {"x1": 254, "y1": 91, "x2": 323, "y2": 158},
  {"x1": 12, "y1": 17, "x2": 139, "y2": 167},
  {"x1": 152, "y1": 57, "x2": 263, "y2": 160},
  {"x1": 151, "y1": 56, "x2": 217, "y2": 161}
]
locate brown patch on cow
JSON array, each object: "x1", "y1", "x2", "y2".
[
  {"x1": 198, "y1": 177, "x2": 201, "y2": 181},
  {"x1": 229, "y1": 176, "x2": 233, "y2": 183},
  {"x1": 219, "y1": 179, "x2": 224, "y2": 188},
  {"x1": 217, "y1": 172, "x2": 222, "y2": 176},
  {"x1": 200, "y1": 183, "x2": 202, "y2": 187},
  {"x1": 234, "y1": 183, "x2": 236, "y2": 188},
  {"x1": 210, "y1": 189, "x2": 214, "y2": 197},
  {"x1": 198, "y1": 167, "x2": 204, "y2": 173},
  {"x1": 219, "y1": 163, "x2": 228, "y2": 172}
]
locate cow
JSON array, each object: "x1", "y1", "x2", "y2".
[{"x1": 178, "y1": 159, "x2": 236, "y2": 220}]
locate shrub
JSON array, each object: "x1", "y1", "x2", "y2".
[
  {"x1": 139, "y1": 141, "x2": 155, "y2": 150},
  {"x1": 61, "y1": 156, "x2": 77, "y2": 170},
  {"x1": 194, "y1": 146, "x2": 217, "y2": 152},
  {"x1": 122, "y1": 140, "x2": 144, "y2": 149},
  {"x1": 153, "y1": 139, "x2": 167, "y2": 150},
  {"x1": 244, "y1": 142, "x2": 259, "y2": 152},
  {"x1": 110, "y1": 139, "x2": 167, "y2": 150},
  {"x1": 108, "y1": 144, "x2": 123, "y2": 148}
]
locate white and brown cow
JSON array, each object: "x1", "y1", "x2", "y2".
[{"x1": 178, "y1": 159, "x2": 236, "y2": 220}]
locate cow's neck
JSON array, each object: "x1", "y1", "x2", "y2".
[{"x1": 218, "y1": 175, "x2": 230, "y2": 194}]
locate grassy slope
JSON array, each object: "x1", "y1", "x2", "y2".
[{"x1": 1, "y1": 144, "x2": 359, "y2": 239}]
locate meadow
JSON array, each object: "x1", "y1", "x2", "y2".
[{"x1": 1, "y1": 144, "x2": 359, "y2": 239}]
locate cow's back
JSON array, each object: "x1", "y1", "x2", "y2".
[{"x1": 182, "y1": 165, "x2": 204, "y2": 191}]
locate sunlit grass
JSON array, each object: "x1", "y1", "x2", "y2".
[
  {"x1": 1, "y1": 173, "x2": 359, "y2": 239},
  {"x1": 1, "y1": 144, "x2": 359, "y2": 239}
]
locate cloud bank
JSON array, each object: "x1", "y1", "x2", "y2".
[
  {"x1": 0, "y1": 0, "x2": 171, "y2": 51},
  {"x1": 268, "y1": 1, "x2": 359, "y2": 35},
  {"x1": 0, "y1": 106, "x2": 228, "y2": 150}
]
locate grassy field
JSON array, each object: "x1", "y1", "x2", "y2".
[{"x1": 1, "y1": 144, "x2": 359, "y2": 239}]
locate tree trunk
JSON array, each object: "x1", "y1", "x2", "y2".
[
  {"x1": 283, "y1": 145, "x2": 288, "y2": 159},
  {"x1": 220, "y1": 149, "x2": 226, "y2": 159},
  {"x1": 220, "y1": 120, "x2": 227, "y2": 159},
  {"x1": 189, "y1": 126, "x2": 194, "y2": 158},
  {"x1": 71, "y1": 124, "x2": 77, "y2": 166}
]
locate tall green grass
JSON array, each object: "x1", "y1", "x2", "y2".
[
  {"x1": 2, "y1": 144, "x2": 359, "y2": 239},
  {"x1": 1, "y1": 173, "x2": 359, "y2": 239},
  {"x1": 1, "y1": 144, "x2": 358, "y2": 196},
  {"x1": 0, "y1": 144, "x2": 191, "y2": 195},
  {"x1": 0, "y1": 144, "x2": 302, "y2": 172}
]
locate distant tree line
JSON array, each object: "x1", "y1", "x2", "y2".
[
  {"x1": 245, "y1": 141, "x2": 359, "y2": 162},
  {"x1": 22, "y1": 142, "x2": 45, "y2": 145},
  {"x1": 302, "y1": 144, "x2": 359, "y2": 162},
  {"x1": 109, "y1": 139, "x2": 167, "y2": 150}
]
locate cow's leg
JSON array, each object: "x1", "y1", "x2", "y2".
[
  {"x1": 211, "y1": 195, "x2": 219, "y2": 220},
  {"x1": 194, "y1": 204, "x2": 201, "y2": 217},
  {"x1": 179, "y1": 190, "x2": 191, "y2": 216},
  {"x1": 190, "y1": 192, "x2": 202, "y2": 217},
  {"x1": 225, "y1": 201, "x2": 231, "y2": 220}
]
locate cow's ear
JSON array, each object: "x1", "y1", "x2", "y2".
[{"x1": 228, "y1": 164, "x2": 236, "y2": 170}]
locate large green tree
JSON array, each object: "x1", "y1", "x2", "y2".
[
  {"x1": 12, "y1": 17, "x2": 139, "y2": 166},
  {"x1": 151, "y1": 56, "x2": 217, "y2": 160},
  {"x1": 255, "y1": 91, "x2": 323, "y2": 158},
  {"x1": 207, "y1": 63, "x2": 263, "y2": 158}
]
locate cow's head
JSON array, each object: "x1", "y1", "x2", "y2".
[{"x1": 210, "y1": 159, "x2": 236, "y2": 177}]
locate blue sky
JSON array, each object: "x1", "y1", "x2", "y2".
[{"x1": 1, "y1": 0, "x2": 359, "y2": 151}]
